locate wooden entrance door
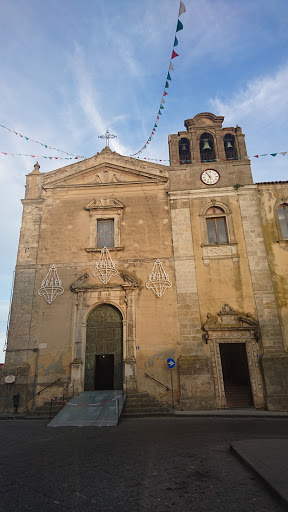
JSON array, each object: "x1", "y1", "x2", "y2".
[{"x1": 85, "y1": 304, "x2": 123, "y2": 391}]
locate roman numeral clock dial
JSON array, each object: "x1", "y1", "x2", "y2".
[{"x1": 200, "y1": 169, "x2": 220, "y2": 185}]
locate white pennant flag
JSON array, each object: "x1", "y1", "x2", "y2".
[
  {"x1": 169, "y1": 61, "x2": 174, "y2": 71},
  {"x1": 179, "y1": 1, "x2": 186, "y2": 17}
]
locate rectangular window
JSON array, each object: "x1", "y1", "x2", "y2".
[
  {"x1": 97, "y1": 219, "x2": 114, "y2": 248},
  {"x1": 206, "y1": 217, "x2": 228, "y2": 244},
  {"x1": 278, "y1": 206, "x2": 288, "y2": 239}
]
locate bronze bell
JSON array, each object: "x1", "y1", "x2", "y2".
[
  {"x1": 202, "y1": 139, "x2": 212, "y2": 151},
  {"x1": 180, "y1": 144, "x2": 187, "y2": 152},
  {"x1": 226, "y1": 140, "x2": 233, "y2": 149}
]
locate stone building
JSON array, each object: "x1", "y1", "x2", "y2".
[{"x1": 1, "y1": 112, "x2": 288, "y2": 412}]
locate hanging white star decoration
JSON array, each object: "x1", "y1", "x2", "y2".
[
  {"x1": 38, "y1": 264, "x2": 64, "y2": 304},
  {"x1": 93, "y1": 246, "x2": 118, "y2": 284},
  {"x1": 146, "y1": 259, "x2": 172, "y2": 297}
]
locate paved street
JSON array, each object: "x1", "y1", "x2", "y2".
[{"x1": 0, "y1": 417, "x2": 287, "y2": 512}]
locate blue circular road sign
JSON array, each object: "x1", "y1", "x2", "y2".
[{"x1": 167, "y1": 358, "x2": 176, "y2": 369}]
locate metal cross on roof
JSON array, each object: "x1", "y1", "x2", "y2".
[{"x1": 98, "y1": 130, "x2": 117, "y2": 148}]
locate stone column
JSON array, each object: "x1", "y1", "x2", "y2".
[{"x1": 170, "y1": 196, "x2": 215, "y2": 409}]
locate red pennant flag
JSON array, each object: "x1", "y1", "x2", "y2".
[
  {"x1": 171, "y1": 50, "x2": 179, "y2": 59},
  {"x1": 157, "y1": 116, "x2": 159, "y2": 120},
  {"x1": 254, "y1": 155, "x2": 259, "y2": 158},
  {"x1": 163, "y1": 91, "x2": 168, "y2": 96}
]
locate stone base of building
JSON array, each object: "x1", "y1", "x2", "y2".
[
  {"x1": 179, "y1": 355, "x2": 216, "y2": 410},
  {"x1": 262, "y1": 353, "x2": 288, "y2": 411},
  {"x1": 0, "y1": 362, "x2": 31, "y2": 413}
]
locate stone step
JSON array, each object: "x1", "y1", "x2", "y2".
[
  {"x1": 122, "y1": 411, "x2": 174, "y2": 417},
  {"x1": 122, "y1": 407, "x2": 170, "y2": 414},
  {"x1": 122, "y1": 392, "x2": 171, "y2": 417}
]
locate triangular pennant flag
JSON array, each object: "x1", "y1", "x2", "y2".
[
  {"x1": 176, "y1": 20, "x2": 183, "y2": 32},
  {"x1": 161, "y1": 98, "x2": 165, "y2": 104},
  {"x1": 160, "y1": 105, "x2": 164, "y2": 109},
  {"x1": 171, "y1": 50, "x2": 179, "y2": 59},
  {"x1": 270, "y1": 153, "x2": 277, "y2": 157},
  {"x1": 169, "y1": 62, "x2": 174, "y2": 71},
  {"x1": 167, "y1": 72, "x2": 172, "y2": 81},
  {"x1": 25, "y1": 137, "x2": 29, "y2": 141},
  {"x1": 157, "y1": 116, "x2": 159, "y2": 120},
  {"x1": 158, "y1": 111, "x2": 162, "y2": 115},
  {"x1": 254, "y1": 155, "x2": 259, "y2": 158},
  {"x1": 280, "y1": 152, "x2": 287, "y2": 156},
  {"x1": 154, "y1": 124, "x2": 158, "y2": 128},
  {"x1": 163, "y1": 91, "x2": 168, "y2": 96},
  {"x1": 148, "y1": 137, "x2": 151, "y2": 141},
  {"x1": 165, "y1": 81, "x2": 169, "y2": 88},
  {"x1": 174, "y1": 36, "x2": 178, "y2": 47},
  {"x1": 179, "y1": 1, "x2": 186, "y2": 17}
]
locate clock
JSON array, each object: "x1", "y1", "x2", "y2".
[{"x1": 200, "y1": 169, "x2": 220, "y2": 185}]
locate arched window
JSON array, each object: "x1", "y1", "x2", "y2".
[
  {"x1": 224, "y1": 134, "x2": 238, "y2": 160},
  {"x1": 278, "y1": 204, "x2": 288, "y2": 239},
  {"x1": 200, "y1": 133, "x2": 215, "y2": 162},
  {"x1": 179, "y1": 137, "x2": 191, "y2": 164},
  {"x1": 205, "y1": 206, "x2": 228, "y2": 244}
]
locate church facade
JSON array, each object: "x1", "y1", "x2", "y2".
[{"x1": 1, "y1": 113, "x2": 288, "y2": 411}]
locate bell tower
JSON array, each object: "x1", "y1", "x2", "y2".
[{"x1": 168, "y1": 112, "x2": 253, "y2": 190}]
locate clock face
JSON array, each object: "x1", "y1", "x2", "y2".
[{"x1": 201, "y1": 169, "x2": 220, "y2": 185}]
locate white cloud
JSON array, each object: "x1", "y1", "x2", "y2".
[
  {"x1": 68, "y1": 44, "x2": 132, "y2": 156},
  {"x1": 210, "y1": 64, "x2": 288, "y2": 125}
]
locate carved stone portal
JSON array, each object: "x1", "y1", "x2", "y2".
[
  {"x1": 203, "y1": 305, "x2": 265, "y2": 409},
  {"x1": 69, "y1": 273, "x2": 138, "y2": 395}
]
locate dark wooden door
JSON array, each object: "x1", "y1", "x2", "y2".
[{"x1": 85, "y1": 304, "x2": 123, "y2": 391}]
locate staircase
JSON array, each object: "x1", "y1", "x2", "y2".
[
  {"x1": 224, "y1": 385, "x2": 254, "y2": 408},
  {"x1": 122, "y1": 393, "x2": 173, "y2": 417},
  {"x1": 26, "y1": 397, "x2": 73, "y2": 419}
]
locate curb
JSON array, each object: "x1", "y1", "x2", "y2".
[{"x1": 230, "y1": 441, "x2": 288, "y2": 508}]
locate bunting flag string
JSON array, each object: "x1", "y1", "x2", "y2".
[
  {"x1": 129, "y1": 151, "x2": 288, "y2": 163},
  {"x1": 130, "y1": 1, "x2": 186, "y2": 157},
  {"x1": 0, "y1": 151, "x2": 85, "y2": 161},
  {"x1": 0, "y1": 123, "x2": 85, "y2": 158}
]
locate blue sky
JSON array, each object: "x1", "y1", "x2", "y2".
[{"x1": 0, "y1": 0, "x2": 288, "y2": 360}]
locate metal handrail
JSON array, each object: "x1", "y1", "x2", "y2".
[
  {"x1": 36, "y1": 378, "x2": 61, "y2": 396},
  {"x1": 144, "y1": 373, "x2": 171, "y2": 392}
]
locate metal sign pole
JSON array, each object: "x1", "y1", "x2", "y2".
[{"x1": 170, "y1": 369, "x2": 175, "y2": 411}]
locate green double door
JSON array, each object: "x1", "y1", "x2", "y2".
[{"x1": 85, "y1": 304, "x2": 123, "y2": 391}]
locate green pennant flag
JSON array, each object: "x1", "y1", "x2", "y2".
[
  {"x1": 148, "y1": 137, "x2": 151, "y2": 141},
  {"x1": 165, "y1": 81, "x2": 169, "y2": 88},
  {"x1": 167, "y1": 72, "x2": 171, "y2": 81},
  {"x1": 174, "y1": 36, "x2": 178, "y2": 47},
  {"x1": 160, "y1": 105, "x2": 164, "y2": 109},
  {"x1": 176, "y1": 19, "x2": 183, "y2": 32},
  {"x1": 154, "y1": 124, "x2": 157, "y2": 128},
  {"x1": 158, "y1": 110, "x2": 162, "y2": 115},
  {"x1": 271, "y1": 153, "x2": 277, "y2": 157}
]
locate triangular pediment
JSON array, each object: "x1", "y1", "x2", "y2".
[
  {"x1": 44, "y1": 162, "x2": 168, "y2": 189},
  {"x1": 85, "y1": 198, "x2": 124, "y2": 210}
]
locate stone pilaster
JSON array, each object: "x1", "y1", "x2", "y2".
[
  {"x1": 170, "y1": 196, "x2": 215, "y2": 409},
  {"x1": 124, "y1": 286, "x2": 137, "y2": 393},
  {"x1": 238, "y1": 186, "x2": 288, "y2": 411}
]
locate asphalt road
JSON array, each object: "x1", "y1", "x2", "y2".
[{"x1": 0, "y1": 417, "x2": 287, "y2": 512}]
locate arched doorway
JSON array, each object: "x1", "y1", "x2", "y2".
[{"x1": 85, "y1": 304, "x2": 123, "y2": 391}]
